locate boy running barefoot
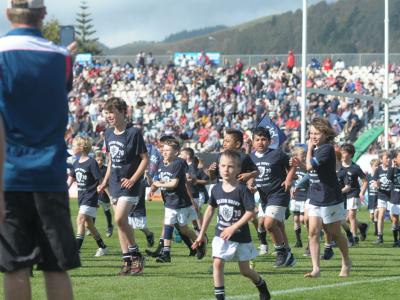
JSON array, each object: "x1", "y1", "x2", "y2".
[
  {"x1": 68, "y1": 137, "x2": 108, "y2": 257},
  {"x1": 193, "y1": 150, "x2": 271, "y2": 300},
  {"x1": 305, "y1": 118, "x2": 351, "y2": 278}
]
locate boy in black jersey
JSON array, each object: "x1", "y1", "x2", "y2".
[
  {"x1": 387, "y1": 151, "x2": 400, "y2": 247},
  {"x1": 373, "y1": 151, "x2": 391, "y2": 244},
  {"x1": 338, "y1": 144, "x2": 368, "y2": 245},
  {"x1": 68, "y1": 137, "x2": 108, "y2": 257},
  {"x1": 193, "y1": 150, "x2": 270, "y2": 300},
  {"x1": 150, "y1": 139, "x2": 204, "y2": 263},
  {"x1": 367, "y1": 159, "x2": 379, "y2": 236},
  {"x1": 98, "y1": 98, "x2": 148, "y2": 275},
  {"x1": 250, "y1": 127, "x2": 296, "y2": 268},
  {"x1": 208, "y1": 129, "x2": 258, "y2": 183},
  {"x1": 289, "y1": 147, "x2": 308, "y2": 248},
  {"x1": 94, "y1": 151, "x2": 114, "y2": 237}
]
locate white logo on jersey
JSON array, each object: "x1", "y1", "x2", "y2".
[
  {"x1": 220, "y1": 204, "x2": 233, "y2": 222},
  {"x1": 110, "y1": 145, "x2": 120, "y2": 158},
  {"x1": 258, "y1": 166, "x2": 266, "y2": 178},
  {"x1": 76, "y1": 172, "x2": 83, "y2": 183}
]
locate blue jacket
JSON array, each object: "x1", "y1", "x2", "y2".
[{"x1": 0, "y1": 28, "x2": 72, "y2": 191}]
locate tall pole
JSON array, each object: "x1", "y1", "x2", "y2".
[
  {"x1": 384, "y1": 0, "x2": 389, "y2": 150},
  {"x1": 301, "y1": 0, "x2": 307, "y2": 144}
]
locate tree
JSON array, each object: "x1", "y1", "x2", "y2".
[
  {"x1": 75, "y1": 0, "x2": 101, "y2": 54},
  {"x1": 42, "y1": 18, "x2": 60, "y2": 44}
]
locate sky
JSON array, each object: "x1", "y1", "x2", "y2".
[{"x1": 0, "y1": 0, "x2": 335, "y2": 48}]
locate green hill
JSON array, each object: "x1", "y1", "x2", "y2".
[{"x1": 106, "y1": 0, "x2": 400, "y2": 55}]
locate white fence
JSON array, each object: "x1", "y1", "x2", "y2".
[{"x1": 93, "y1": 53, "x2": 400, "y2": 67}]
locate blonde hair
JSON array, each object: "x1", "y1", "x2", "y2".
[
  {"x1": 370, "y1": 158, "x2": 379, "y2": 167},
  {"x1": 379, "y1": 150, "x2": 389, "y2": 161},
  {"x1": 73, "y1": 136, "x2": 92, "y2": 155},
  {"x1": 292, "y1": 147, "x2": 306, "y2": 160}
]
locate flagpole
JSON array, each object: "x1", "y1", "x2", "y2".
[
  {"x1": 384, "y1": 0, "x2": 389, "y2": 150},
  {"x1": 301, "y1": 0, "x2": 308, "y2": 144}
]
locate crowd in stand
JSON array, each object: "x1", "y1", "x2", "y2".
[{"x1": 66, "y1": 53, "x2": 400, "y2": 153}]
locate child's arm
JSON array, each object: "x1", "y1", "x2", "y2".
[
  {"x1": 67, "y1": 176, "x2": 75, "y2": 189},
  {"x1": 237, "y1": 170, "x2": 258, "y2": 183},
  {"x1": 283, "y1": 165, "x2": 296, "y2": 192},
  {"x1": 306, "y1": 139, "x2": 314, "y2": 172},
  {"x1": 192, "y1": 205, "x2": 215, "y2": 248},
  {"x1": 121, "y1": 152, "x2": 149, "y2": 189},
  {"x1": 220, "y1": 210, "x2": 255, "y2": 240},
  {"x1": 98, "y1": 155, "x2": 111, "y2": 192},
  {"x1": 360, "y1": 177, "x2": 368, "y2": 198},
  {"x1": 153, "y1": 178, "x2": 179, "y2": 189},
  {"x1": 208, "y1": 162, "x2": 217, "y2": 181}
]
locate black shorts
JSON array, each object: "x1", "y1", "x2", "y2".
[{"x1": 0, "y1": 192, "x2": 81, "y2": 272}]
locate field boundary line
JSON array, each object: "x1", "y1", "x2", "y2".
[{"x1": 202, "y1": 276, "x2": 400, "y2": 300}]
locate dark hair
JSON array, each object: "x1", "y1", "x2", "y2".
[
  {"x1": 182, "y1": 147, "x2": 195, "y2": 159},
  {"x1": 340, "y1": 143, "x2": 355, "y2": 158},
  {"x1": 164, "y1": 139, "x2": 180, "y2": 151},
  {"x1": 160, "y1": 135, "x2": 175, "y2": 143},
  {"x1": 192, "y1": 156, "x2": 199, "y2": 167},
  {"x1": 220, "y1": 149, "x2": 241, "y2": 167},
  {"x1": 253, "y1": 127, "x2": 271, "y2": 140},
  {"x1": 225, "y1": 129, "x2": 243, "y2": 147},
  {"x1": 105, "y1": 97, "x2": 127, "y2": 114}
]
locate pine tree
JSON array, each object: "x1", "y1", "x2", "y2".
[{"x1": 75, "y1": 0, "x2": 101, "y2": 54}]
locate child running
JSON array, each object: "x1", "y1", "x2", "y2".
[
  {"x1": 250, "y1": 127, "x2": 296, "y2": 267},
  {"x1": 97, "y1": 97, "x2": 149, "y2": 275},
  {"x1": 151, "y1": 139, "x2": 205, "y2": 262},
  {"x1": 367, "y1": 159, "x2": 379, "y2": 236},
  {"x1": 68, "y1": 137, "x2": 109, "y2": 257},
  {"x1": 305, "y1": 117, "x2": 351, "y2": 278},
  {"x1": 387, "y1": 151, "x2": 400, "y2": 247},
  {"x1": 193, "y1": 150, "x2": 271, "y2": 300},
  {"x1": 94, "y1": 151, "x2": 114, "y2": 237},
  {"x1": 289, "y1": 146, "x2": 308, "y2": 248},
  {"x1": 338, "y1": 143, "x2": 368, "y2": 245},
  {"x1": 372, "y1": 151, "x2": 391, "y2": 244}
]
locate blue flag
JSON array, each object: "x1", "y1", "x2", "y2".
[{"x1": 256, "y1": 115, "x2": 287, "y2": 149}]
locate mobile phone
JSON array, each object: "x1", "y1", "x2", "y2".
[{"x1": 60, "y1": 26, "x2": 75, "y2": 47}]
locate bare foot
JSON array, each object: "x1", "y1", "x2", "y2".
[
  {"x1": 339, "y1": 261, "x2": 352, "y2": 277},
  {"x1": 304, "y1": 271, "x2": 321, "y2": 278}
]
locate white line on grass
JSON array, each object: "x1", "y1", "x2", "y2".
[{"x1": 202, "y1": 276, "x2": 400, "y2": 300}]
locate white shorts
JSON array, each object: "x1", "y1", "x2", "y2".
[
  {"x1": 128, "y1": 216, "x2": 147, "y2": 229},
  {"x1": 111, "y1": 196, "x2": 139, "y2": 205},
  {"x1": 377, "y1": 199, "x2": 388, "y2": 209},
  {"x1": 199, "y1": 192, "x2": 206, "y2": 206},
  {"x1": 307, "y1": 202, "x2": 346, "y2": 224},
  {"x1": 212, "y1": 236, "x2": 258, "y2": 262},
  {"x1": 346, "y1": 197, "x2": 360, "y2": 210},
  {"x1": 390, "y1": 204, "x2": 400, "y2": 216},
  {"x1": 290, "y1": 199, "x2": 305, "y2": 214},
  {"x1": 369, "y1": 209, "x2": 376, "y2": 214},
  {"x1": 79, "y1": 205, "x2": 97, "y2": 218},
  {"x1": 265, "y1": 205, "x2": 286, "y2": 222},
  {"x1": 99, "y1": 201, "x2": 111, "y2": 211},
  {"x1": 193, "y1": 197, "x2": 204, "y2": 209},
  {"x1": 164, "y1": 206, "x2": 197, "y2": 226},
  {"x1": 254, "y1": 191, "x2": 261, "y2": 205},
  {"x1": 257, "y1": 203, "x2": 266, "y2": 218}
]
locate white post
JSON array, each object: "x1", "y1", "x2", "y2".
[
  {"x1": 384, "y1": 0, "x2": 389, "y2": 150},
  {"x1": 301, "y1": 0, "x2": 307, "y2": 144}
]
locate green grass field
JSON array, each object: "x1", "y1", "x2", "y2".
[{"x1": 1, "y1": 200, "x2": 400, "y2": 300}]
